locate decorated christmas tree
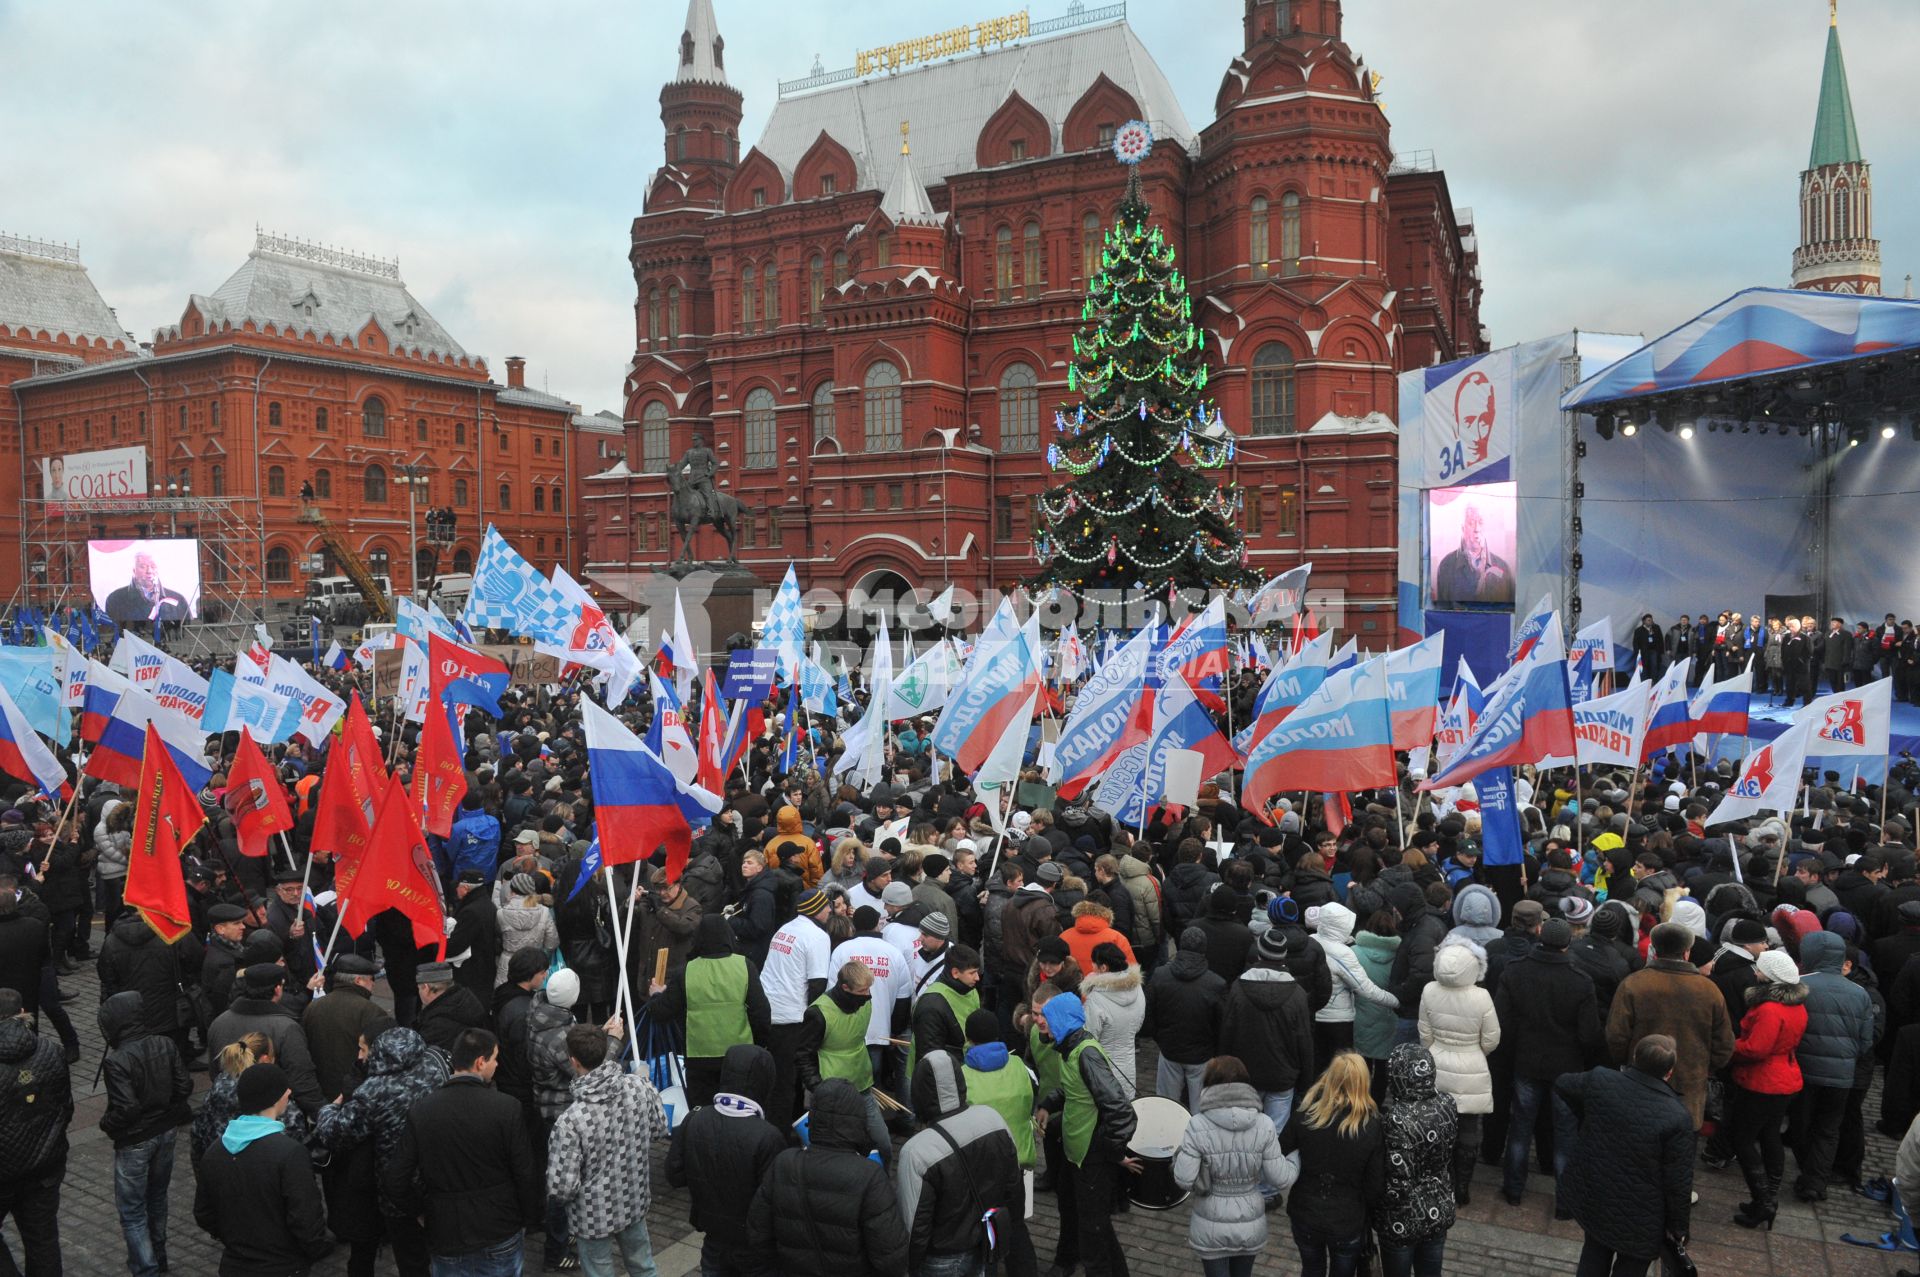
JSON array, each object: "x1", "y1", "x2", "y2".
[{"x1": 1030, "y1": 121, "x2": 1255, "y2": 602}]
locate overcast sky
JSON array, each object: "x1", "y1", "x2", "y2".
[{"x1": 4, "y1": 0, "x2": 1913, "y2": 413}]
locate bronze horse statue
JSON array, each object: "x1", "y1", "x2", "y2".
[{"x1": 668, "y1": 473, "x2": 743, "y2": 564}]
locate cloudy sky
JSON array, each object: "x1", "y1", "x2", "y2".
[{"x1": 4, "y1": 0, "x2": 1913, "y2": 413}]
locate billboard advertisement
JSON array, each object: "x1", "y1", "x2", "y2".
[
  {"x1": 89, "y1": 539, "x2": 200, "y2": 624},
  {"x1": 1428, "y1": 482, "x2": 1517, "y2": 609},
  {"x1": 41, "y1": 446, "x2": 147, "y2": 505}
]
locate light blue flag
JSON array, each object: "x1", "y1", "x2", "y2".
[{"x1": 0, "y1": 651, "x2": 69, "y2": 743}]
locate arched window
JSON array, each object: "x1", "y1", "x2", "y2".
[
  {"x1": 267, "y1": 402, "x2": 282, "y2": 427},
  {"x1": 740, "y1": 265, "x2": 756, "y2": 333},
  {"x1": 1279, "y1": 192, "x2": 1302, "y2": 273},
  {"x1": 833, "y1": 251, "x2": 849, "y2": 286},
  {"x1": 809, "y1": 254, "x2": 825, "y2": 320},
  {"x1": 1082, "y1": 211, "x2": 1102, "y2": 280},
  {"x1": 453, "y1": 478, "x2": 468, "y2": 506},
  {"x1": 364, "y1": 463, "x2": 388, "y2": 502},
  {"x1": 498, "y1": 483, "x2": 512, "y2": 510},
  {"x1": 551, "y1": 485, "x2": 563, "y2": 512},
  {"x1": 209, "y1": 463, "x2": 224, "y2": 496},
  {"x1": 265, "y1": 546, "x2": 291, "y2": 582},
  {"x1": 1024, "y1": 221, "x2": 1043, "y2": 289},
  {"x1": 745, "y1": 388, "x2": 777, "y2": 468},
  {"x1": 674, "y1": 126, "x2": 687, "y2": 161},
  {"x1": 641, "y1": 402, "x2": 670, "y2": 473},
  {"x1": 1250, "y1": 196, "x2": 1270, "y2": 276},
  {"x1": 1250, "y1": 343, "x2": 1297, "y2": 436},
  {"x1": 416, "y1": 548, "x2": 437, "y2": 583},
  {"x1": 666, "y1": 285, "x2": 680, "y2": 342},
  {"x1": 864, "y1": 361, "x2": 902, "y2": 451},
  {"x1": 363, "y1": 397, "x2": 387, "y2": 438},
  {"x1": 314, "y1": 468, "x2": 331, "y2": 500},
  {"x1": 267, "y1": 465, "x2": 285, "y2": 497},
  {"x1": 811, "y1": 383, "x2": 836, "y2": 446},
  {"x1": 999, "y1": 363, "x2": 1039, "y2": 452},
  {"x1": 647, "y1": 288, "x2": 662, "y2": 343},
  {"x1": 533, "y1": 486, "x2": 546, "y2": 512},
  {"x1": 315, "y1": 407, "x2": 329, "y2": 433},
  {"x1": 1834, "y1": 180, "x2": 1851, "y2": 240},
  {"x1": 367, "y1": 547, "x2": 390, "y2": 578},
  {"x1": 453, "y1": 547, "x2": 473, "y2": 573},
  {"x1": 763, "y1": 263, "x2": 779, "y2": 327},
  {"x1": 995, "y1": 226, "x2": 1015, "y2": 295},
  {"x1": 875, "y1": 233, "x2": 892, "y2": 267}
]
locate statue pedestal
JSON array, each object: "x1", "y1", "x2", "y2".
[{"x1": 645, "y1": 565, "x2": 763, "y2": 667}]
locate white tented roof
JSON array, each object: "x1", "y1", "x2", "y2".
[
  {"x1": 0, "y1": 236, "x2": 130, "y2": 347},
  {"x1": 756, "y1": 18, "x2": 1193, "y2": 193}
]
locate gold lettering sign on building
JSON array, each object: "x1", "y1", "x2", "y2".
[{"x1": 854, "y1": 9, "x2": 1031, "y2": 78}]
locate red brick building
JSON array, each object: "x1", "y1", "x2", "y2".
[
  {"x1": 590, "y1": 0, "x2": 1487, "y2": 640},
  {"x1": 0, "y1": 232, "x2": 605, "y2": 612}
]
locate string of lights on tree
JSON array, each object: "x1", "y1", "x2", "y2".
[{"x1": 1029, "y1": 120, "x2": 1257, "y2": 601}]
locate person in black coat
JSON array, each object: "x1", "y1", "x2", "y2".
[
  {"x1": 1557, "y1": 1035, "x2": 1695, "y2": 1276},
  {"x1": 385, "y1": 1028, "x2": 542, "y2": 1265},
  {"x1": 1631, "y1": 614, "x2": 1665, "y2": 681},
  {"x1": 745, "y1": 1077, "x2": 909, "y2": 1277},
  {"x1": 199, "y1": 904, "x2": 250, "y2": 1022},
  {"x1": 1195, "y1": 885, "x2": 1255, "y2": 984},
  {"x1": 1161, "y1": 841, "x2": 1219, "y2": 938},
  {"x1": 193, "y1": 1061, "x2": 333, "y2": 1276},
  {"x1": 0, "y1": 989, "x2": 72, "y2": 1276},
  {"x1": 668, "y1": 1045, "x2": 790, "y2": 1277},
  {"x1": 442, "y1": 871, "x2": 503, "y2": 1002},
  {"x1": 1218, "y1": 930, "x2": 1315, "y2": 1111},
  {"x1": 96, "y1": 913, "x2": 188, "y2": 1047},
  {"x1": 0, "y1": 883, "x2": 50, "y2": 1019},
  {"x1": 1491, "y1": 920, "x2": 1603, "y2": 1213},
  {"x1": 100, "y1": 990, "x2": 193, "y2": 1276},
  {"x1": 728, "y1": 852, "x2": 786, "y2": 967},
  {"x1": 1141, "y1": 926, "x2": 1224, "y2": 1108},
  {"x1": 412, "y1": 963, "x2": 488, "y2": 1058},
  {"x1": 1267, "y1": 896, "x2": 1333, "y2": 1016}
]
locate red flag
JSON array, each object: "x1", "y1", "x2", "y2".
[
  {"x1": 222, "y1": 727, "x2": 294, "y2": 858},
  {"x1": 312, "y1": 692, "x2": 386, "y2": 897},
  {"x1": 125, "y1": 722, "x2": 202, "y2": 943},
  {"x1": 340, "y1": 776, "x2": 446, "y2": 953},
  {"x1": 411, "y1": 698, "x2": 467, "y2": 838},
  {"x1": 696, "y1": 668, "x2": 727, "y2": 795}
]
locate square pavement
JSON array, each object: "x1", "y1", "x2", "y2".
[{"x1": 11, "y1": 928, "x2": 1919, "y2": 1276}]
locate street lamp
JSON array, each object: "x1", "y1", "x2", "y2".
[{"x1": 395, "y1": 463, "x2": 432, "y2": 600}]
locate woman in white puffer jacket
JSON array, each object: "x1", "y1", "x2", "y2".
[
  {"x1": 1417, "y1": 938, "x2": 1501, "y2": 1116},
  {"x1": 1310, "y1": 902, "x2": 1399, "y2": 1067}
]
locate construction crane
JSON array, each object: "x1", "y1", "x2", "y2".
[{"x1": 297, "y1": 504, "x2": 393, "y2": 622}]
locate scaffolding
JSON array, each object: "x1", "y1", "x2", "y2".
[{"x1": 16, "y1": 496, "x2": 269, "y2": 658}]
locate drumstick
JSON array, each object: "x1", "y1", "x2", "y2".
[
  {"x1": 887, "y1": 1038, "x2": 910, "y2": 1048},
  {"x1": 871, "y1": 1089, "x2": 910, "y2": 1114}
]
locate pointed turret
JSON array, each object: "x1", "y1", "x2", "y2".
[
  {"x1": 880, "y1": 130, "x2": 938, "y2": 227},
  {"x1": 1793, "y1": 2, "x2": 1879, "y2": 294},
  {"x1": 675, "y1": 0, "x2": 728, "y2": 85},
  {"x1": 658, "y1": 0, "x2": 744, "y2": 186}
]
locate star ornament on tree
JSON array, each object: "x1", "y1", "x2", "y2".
[{"x1": 1112, "y1": 120, "x2": 1153, "y2": 166}]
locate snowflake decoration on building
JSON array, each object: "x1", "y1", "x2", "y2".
[{"x1": 1111, "y1": 119, "x2": 1153, "y2": 167}]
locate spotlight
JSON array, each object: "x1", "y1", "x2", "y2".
[
  {"x1": 1621, "y1": 422, "x2": 1637, "y2": 437},
  {"x1": 1595, "y1": 412, "x2": 1615, "y2": 441},
  {"x1": 1883, "y1": 424, "x2": 1898, "y2": 440},
  {"x1": 1679, "y1": 425, "x2": 1695, "y2": 440},
  {"x1": 1849, "y1": 437, "x2": 1861, "y2": 448},
  {"x1": 1847, "y1": 421, "x2": 1867, "y2": 448}
]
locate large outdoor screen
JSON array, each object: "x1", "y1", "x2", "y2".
[
  {"x1": 1428, "y1": 481, "x2": 1517, "y2": 609},
  {"x1": 89, "y1": 539, "x2": 201, "y2": 624}
]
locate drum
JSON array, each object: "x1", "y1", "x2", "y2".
[{"x1": 1126, "y1": 1095, "x2": 1190, "y2": 1210}]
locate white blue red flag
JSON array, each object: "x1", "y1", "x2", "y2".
[
  {"x1": 1509, "y1": 594, "x2": 1557, "y2": 662},
  {"x1": 80, "y1": 660, "x2": 128, "y2": 745},
  {"x1": 1243, "y1": 658, "x2": 1395, "y2": 816},
  {"x1": 644, "y1": 670, "x2": 699, "y2": 785},
  {"x1": 322, "y1": 641, "x2": 351, "y2": 673},
  {"x1": 1232, "y1": 632, "x2": 1332, "y2": 759},
  {"x1": 582, "y1": 699, "x2": 720, "y2": 878},
  {"x1": 1568, "y1": 617, "x2": 1614, "y2": 706},
  {"x1": 1690, "y1": 660, "x2": 1753, "y2": 740},
  {"x1": 1432, "y1": 660, "x2": 1483, "y2": 772},
  {"x1": 1327, "y1": 637, "x2": 1359, "y2": 674},
  {"x1": 0, "y1": 682, "x2": 66, "y2": 800},
  {"x1": 1539, "y1": 676, "x2": 1652, "y2": 771},
  {"x1": 1422, "y1": 620, "x2": 1575, "y2": 791},
  {"x1": 1052, "y1": 624, "x2": 1154, "y2": 799},
  {"x1": 85, "y1": 685, "x2": 211, "y2": 793},
  {"x1": 1640, "y1": 658, "x2": 1696, "y2": 759},
  {"x1": 1160, "y1": 596, "x2": 1230, "y2": 707},
  {"x1": 931, "y1": 626, "x2": 1041, "y2": 779},
  {"x1": 1383, "y1": 633, "x2": 1446, "y2": 750}
]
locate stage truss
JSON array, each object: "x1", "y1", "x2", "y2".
[{"x1": 16, "y1": 497, "x2": 269, "y2": 658}]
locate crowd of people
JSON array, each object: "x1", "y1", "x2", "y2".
[
  {"x1": 3, "y1": 651, "x2": 1920, "y2": 1277},
  {"x1": 1628, "y1": 610, "x2": 1920, "y2": 702}
]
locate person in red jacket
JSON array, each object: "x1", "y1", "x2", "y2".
[
  {"x1": 1726, "y1": 949, "x2": 1809, "y2": 1230},
  {"x1": 1061, "y1": 899, "x2": 1134, "y2": 973}
]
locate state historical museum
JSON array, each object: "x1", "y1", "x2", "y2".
[{"x1": 589, "y1": 0, "x2": 1487, "y2": 638}]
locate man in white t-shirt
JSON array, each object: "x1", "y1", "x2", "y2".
[
  {"x1": 880, "y1": 881, "x2": 922, "y2": 960},
  {"x1": 845, "y1": 855, "x2": 895, "y2": 917},
  {"x1": 760, "y1": 887, "x2": 833, "y2": 1126},
  {"x1": 829, "y1": 906, "x2": 912, "y2": 1092}
]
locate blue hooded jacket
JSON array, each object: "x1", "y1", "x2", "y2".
[{"x1": 1797, "y1": 931, "x2": 1878, "y2": 1090}]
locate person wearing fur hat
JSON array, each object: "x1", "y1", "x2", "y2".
[{"x1": 1726, "y1": 949, "x2": 1809, "y2": 1229}]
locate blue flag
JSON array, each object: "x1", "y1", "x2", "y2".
[
  {"x1": 1476, "y1": 767, "x2": 1525, "y2": 867},
  {"x1": 567, "y1": 835, "x2": 603, "y2": 903}
]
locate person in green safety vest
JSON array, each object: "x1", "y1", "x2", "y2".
[
  {"x1": 961, "y1": 1004, "x2": 1044, "y2": 1277},
  {"x1": 1025, "y1": 980, "x2": 1072, "y2": 1196},
  {"x1": 906, "y1": 943, "x2": 981, "y2": 1083},
  {"x1": 645, "y1": 916, "x2": 771, "y2": 1108},
  {"x1": 1035, "y1": 991, "x2": 1139, "y2": 1277},
  {"x1": 796, "y1": 960, "x2": 895, "y2": 1167}
]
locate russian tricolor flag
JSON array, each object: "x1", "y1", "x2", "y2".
[
  {"x1": 1422, "y1": 621, "x2": 1576, "y2": 792},
  {"x1": 1640, "y1": 657, "x2": 1697, "y2": 759},
  {"x1": 0, "y1": 682, "x2": 68, "y2": 800},
  {"x1": 1383, "y1": 632, "x2": 1446, "y2": 750},
  {"x1": 85, "y1": 686, "x2": 212, "y2": 794},
  {"x1": 1509, "y1": 593, "x2": 1557, "y2": 661},
  {"x1": 1243, "y1": 658, "x2": 1396, "y2": 817},
  {"x1": 582, "y1": 699, "x2": 720, "y2": 879},
  {"x1": 81, "y1": 660, "x2": 129, "y2": 745},
  {"x1": 1689, "y1": 660, "x2": 1752, "y2": 740},
  {"x1": 1232, "y1": 631, "x2": 1332, "y2": 759}
]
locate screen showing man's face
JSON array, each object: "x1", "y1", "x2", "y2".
[
  {"x1": 1460, "y1": 506, "x2": 1485, "y2": 557},
  {"x1": 132, "y1": 553, "x2": 159, "y2": 594}
]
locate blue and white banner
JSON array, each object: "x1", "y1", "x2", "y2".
[{"x1": 1476, "y1": 767, "x2": 1525, "y2": 866}]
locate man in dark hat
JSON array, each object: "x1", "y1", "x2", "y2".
[
  {"x1": 414, "y1": 961, "x2": 488, "y2": 1057},
  {"x1": 1217, "y1": 927, "x2": 1313, "y2": 1198},
  {"x1": 206, "y1": 965, "x2": 325, "y2": 1117},
  {"x1": 847, "y1": 856, "x2": 894, "y2": 916},
  {"x1": 264, "y1": 867, "x2": 324, "y2": 995},
  {"x1": 201, "y1": 902, "x2": 250, "y2": 1020},
  {"x1": 193, "y1": 1061, "x2": 331, "y2": 1274},
  {"x1": 444, "y1": 868, "x2": 502, "y2": 1003},
  {"x1": 303, "y1": 954, "x2": 395, "y2": 1100}
]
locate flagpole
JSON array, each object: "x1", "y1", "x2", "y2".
[{"x1": 609, "y1": 865, "x2": 641, "y2": 1033}]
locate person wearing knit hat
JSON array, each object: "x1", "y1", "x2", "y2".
[
  {"x1": 1725, "y1": 947, "x2": 1810, "y2": 1229},
  {"x1": 1215, "y1": 923, "x2": 1312, "y2": 1203},
  {"x1": 761, "y1": 881, "x2": 837, "y2": 1125},
  {"x1": 193, "y1": 1061, "x2": 329, "y2": 1274},
  {"x1": 1490, "y1": 917, "x2": 1595, "y2": 1214},
  {"x1": 1559, "y1": 896, "x2": 1595, "y2": 928}
]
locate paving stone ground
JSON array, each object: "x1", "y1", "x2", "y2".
[{"x1": 9, "y1": 930, "x2": 1918, "y2": 1276}]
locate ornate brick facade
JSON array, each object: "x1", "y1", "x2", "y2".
[{"x1": 591, "y1": 0, "x2": 1487, "y2": 641}]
